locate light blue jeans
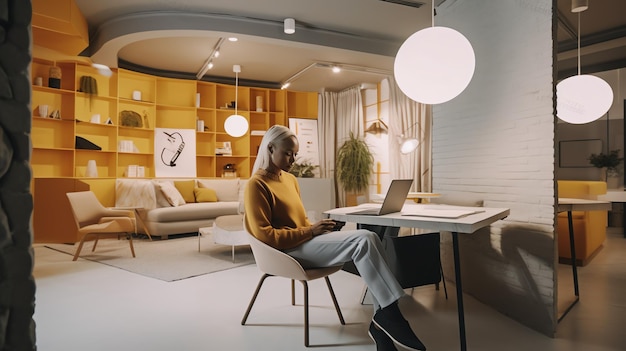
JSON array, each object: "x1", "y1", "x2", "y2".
[{"x1": 284, "y1": 229, "x2": 405, "y2": 311}]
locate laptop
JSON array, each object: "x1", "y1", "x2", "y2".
[{"x1": 345, "y1": 179, "x2": 413, "y2": 215}]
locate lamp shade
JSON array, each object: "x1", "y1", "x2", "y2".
[
  {"x1": 224, "y1": 114, "x2": 248, "y2": 137},
  {"x1": 400, "y1": 138, "x2": 419, "y2": 154},
  {"x1": 394, "y1": 26, "x2": 475, "y2": 104},
  {"x1": 557, "y1": 74, "x2": 613, "y2": 124}
]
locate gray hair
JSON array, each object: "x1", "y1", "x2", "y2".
[{"x1": 252, "y1": 125, "x2": 296, "y2": 172}]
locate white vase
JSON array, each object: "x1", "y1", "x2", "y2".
[
  {"x1": 38, "y1": 104, "x2": 49, "y2": 117},
  {"x1": 85, "y1": 160, "x2": 98, "y2": 177}
]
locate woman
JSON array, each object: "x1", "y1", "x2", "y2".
[{"x1": 244, "y1": 125, "x2": 426, "y2": 351}]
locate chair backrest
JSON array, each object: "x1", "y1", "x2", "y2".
[
  {"x1": 66, "y1": 191, "x2": 107, "y2": 228},
  {"x1": 246, "y1": 233, "x2": 309, "y2": 281}
]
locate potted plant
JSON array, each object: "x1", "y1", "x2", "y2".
[
  {"x1": 589, "y1": 149, "x2": 623, "y2": 181},
  {"x1": 289, "y1": 159, "x2": 318, "y2": 178},
  {"x1": 336, "y1": 132, "x2": 374, "y2": 195}
]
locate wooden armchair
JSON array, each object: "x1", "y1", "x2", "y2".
[{"x1": 66, "y1": 191, "x2": 136, "y2": 261}]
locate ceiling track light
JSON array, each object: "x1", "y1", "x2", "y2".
[
  {"x1": 284, "y1": 18, "x2": 296, "y2": 34},
  {"x1": 196, "y1": 37, "x2": 225, "y2": 80},
  {"x1": 280, "y1": 61, "x2": 391, "y2": 89}
]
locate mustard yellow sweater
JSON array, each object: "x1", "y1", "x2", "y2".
[{"x1": 244, "y1": 169, "x2": 313, "y2": 249}]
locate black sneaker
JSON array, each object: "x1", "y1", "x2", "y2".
[
  {"x1": 368, "y1": 321, "x2": 398, "y2": 351},
  {"x1": 372, "y1": 303, "x2": 426, "y2": 351}
]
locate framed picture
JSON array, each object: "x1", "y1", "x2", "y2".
[
  {"x1": 559, "y1": 139, "x2": 602, "y2": 168},
  {"x1": 154, "y1": 128, "x2": 197, "y2": 177}
]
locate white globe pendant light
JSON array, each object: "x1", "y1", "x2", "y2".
[
  {"x1": 394, "y1": 1, "x2": 475, "y2": 104},
  {"x1": 224, "y1": 65, "x2": 249, "y2": 137},
  {"x1": 557, "y1": 2, "x2": 613, "y2": 124},
  {"x1": 557, "y1": 75, "x2": 613, "y2": 124}
]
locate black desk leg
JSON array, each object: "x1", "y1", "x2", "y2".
[
  {"x1": 558, "y1": 211, "x2": 580, "y2": 322},
  {"x1": 452, "y1": 232, "x2": 467, "y2": 351}
]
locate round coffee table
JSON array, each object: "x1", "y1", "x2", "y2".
[{"x1": 199, "y1": 214, "x2": 249, "y2": 262}]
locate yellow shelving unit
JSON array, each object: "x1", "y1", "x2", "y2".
[{"x1": 31, "y1": 57, "x2": 317, "y2": 243}]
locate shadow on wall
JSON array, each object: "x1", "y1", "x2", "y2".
[{"x1": 441, "y1": 223, "x2": 555, "y2": 336}]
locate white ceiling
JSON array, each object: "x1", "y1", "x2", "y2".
[{"x1": 74, "y1": 0, "x2": 626, "y2": 92}]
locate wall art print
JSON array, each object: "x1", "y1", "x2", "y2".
[{"x1": 154, "y1": 128, "x2": 196, "y2": 177}]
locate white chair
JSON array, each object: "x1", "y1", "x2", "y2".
[
  {"x1": 66, "y1": 191, "x2": 136, "y2": 261},
  {"x1": 241, "y1": 233, "x2": 345, "y2": 347}
]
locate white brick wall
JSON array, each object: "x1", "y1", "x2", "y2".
[{"x1": 434, "y1": 0, "x2": 556, "y2": 336}]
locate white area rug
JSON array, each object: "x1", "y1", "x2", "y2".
[{"x1": 45, "y1": 234, "x2": 254, "y2": 282}]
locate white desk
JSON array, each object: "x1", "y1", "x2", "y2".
[
  {"x1": 325, "y1": 203, "x2": 510, "y2": 351},
  {"x1": 557, "y1": 198, "x2": 611, "y2": 321}
]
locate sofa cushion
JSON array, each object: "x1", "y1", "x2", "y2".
[
  {"x1": 194, "y1": 187, "x2": 218, "y2": 202},
  {"x1": 153, "y1": 181, "x2": 172, "y2": 207},
  {"x1": 157, "y1": 181, "x2": 186, "y2": 206},
  {"x1": 197, "y1": 178, "x2": 240, "y2": 201},
  {"x1": 145, "y1": 202, "x2": 240, "y2": 222},
  {"x1": 174, "y1": 180, "x2": 196, "y2": 203}
]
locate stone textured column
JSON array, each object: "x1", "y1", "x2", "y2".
[{"x1": 0, "y1": 0, "x2": 37, "y2": 349}]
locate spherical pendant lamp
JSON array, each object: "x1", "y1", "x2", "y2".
[
  {"x1": 557, "y1": 75, "x2": 613, "y2": 124},
  {"x1": 394, "y1": 25, "x2": 475, "y2": 104},
  {"x1": 224, "y1": 64, "x2": 249, "y2": 137},
  {"x1": 225, "y1": 114, "x2": 248, "y2": 137}
]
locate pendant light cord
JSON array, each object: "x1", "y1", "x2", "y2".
[
  {"x1": 235, "y1": 71, "x2": 239, "y2": 115},
  {"x1": 577, "y1": 12, "x2": 581, "y2": 76},
  {"x1": 431, "y1": 0, "x2": 434, "y2": 27}
]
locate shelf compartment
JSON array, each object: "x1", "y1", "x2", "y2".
[
  {"x1": 118, "y1": 69, "x2": 156, "y2": 102},
  {"x1": 287, "y1": 91, "x2": 318, "y2": 118},
  {"x1": 216, "y1": 84, "x2": 250, "y2": 111},
  {"x1": 270, "y1": 112, "x2": 286, "y2": 127},
  {"x1": 118, "y1": 101, "x2": 156, "y2": 129},
  {"x1": 250, "y1": 88, "x2": 268, "y2": 112},
  {"x1": 196, "y1": 132, "x2": 216, "y2": 157},
  {"x1": 197, "y1": 82, "x2": 216, "y2": 108},
  {"x1": 75, "y1": 95, "x2": 118, "y2": 124},
  {"x1": 155, "y1": 106, "x2": 196, "y2": 129},
  {"x1": 197, "y1": 109, "x2": 216, "y2": 132},
  {"x1": 269, "y1": 89, "x2": 286, "y2": 113},
  {"x1": 32, "y1": 118, "x2": 75, "y2": 149},
  {"x1": 118, "y1": 127, "x2": 154, "y2": 154},
  {"x1": 75, "y1": 64, "x2": 118, "y2": 98},
  {"x1": 216, "y1": 133, "x2": 250, "y2": 157},
  {"x1": 32, "y1": 87, "x2": 75, "y2": 120},
  {"x1": 196, "y1": 156, "x2": 216, "y2": 177},
  {"x1": 157, "y1": 77, "x2": 197, "y2": 107},
  {"x1": 215, "y1": 156, "x2": 250, "y2": 179},
  {"x1": 31, "y1": 149, "x2": 74, "y2": 177},
  {"x1": 75, "y1": 150, "x2": 116, "y2": 178},
  {"x1": 117, "y1": 153, "x2": 154, "y2": 178},
  {"x1": 75, "y1": 122, "x2": 117, "y2": 152},
  {"x1": 250, "y1": 111, "x2": 268, "y2": 132}
]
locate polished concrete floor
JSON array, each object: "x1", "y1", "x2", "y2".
[{"x1": 33, "y1": 230, "x2": 626, "y2": 351}]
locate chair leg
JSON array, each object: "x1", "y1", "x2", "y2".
[
  {"x1": 291, "y1": 279, "x2": 296, "y2": 305},
  {"x1": 92, "y1": 237, "x2": 99, "y2": 252},
  {"x1": 324, "y1": 276, "x2": 345, "y2": 325},
  {"x1": 73, "y1": 234, "x2": 91, "y2": 261},
  {"x1": 300, "y1": 280, "x2": 310, "y2": 347},
  {"x1": 241, "y1": 273, "x2": 271, "y2": 325},
  {"x1": 440, "y1": 261, "x2": 448, "y2": 300},
  {"x1": 128, "y1": 233, "x2": 136, "y2": 258}
]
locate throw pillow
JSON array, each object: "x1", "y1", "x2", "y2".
[
  {"x1": 158, "y1": 182, "x2": 186, "y2": 206},
  {"x1": 194, "y1": 187, "x2": 218, "y2": 202},
  {"x1": 197, "y1": 178, "x2": 239, "y2": 201},
  {"x1": 174, "y1": 180, "x2": 196, "y2": 203},
  {"x1": 153, "y1": 181, "x2": 172, "y2": 207}
]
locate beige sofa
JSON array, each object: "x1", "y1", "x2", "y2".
[{"x1": 115, "y1": 178, "x2": 247, "y2": 239}]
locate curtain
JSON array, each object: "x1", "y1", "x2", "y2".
[
  {"x1": 387, "y1": 77, "x2": 432, "y2": 192},
  {"x1": 318, "y1": 86, "x2": 364, "y2": 207}
]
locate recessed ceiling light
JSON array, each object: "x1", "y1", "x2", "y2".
[
  {"x1": 228, "y1": 37, "x2": 238, "y2": 42},
  {"x1": 332, "y1": 66, "x2": 341, "y2": 73}
]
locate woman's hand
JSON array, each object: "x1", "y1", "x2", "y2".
[{"x1": 310, "y1": 219, "x2": 336, "y2": 236}]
